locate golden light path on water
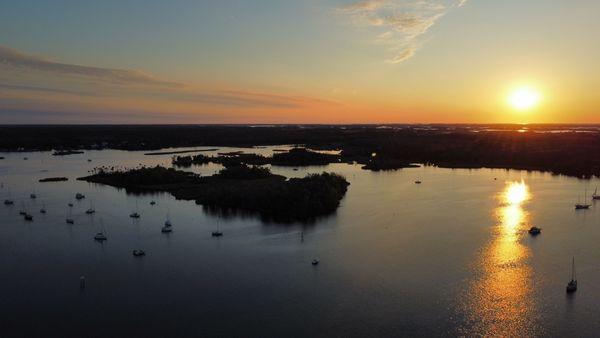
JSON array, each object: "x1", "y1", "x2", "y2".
[{"x1": 461, "y1": 180, "x2": 541, "y2": 336}]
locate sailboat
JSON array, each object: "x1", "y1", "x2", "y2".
[
  {"x1": 129, "y1": 200, "x2": 140, "y2": 218},
  {"x1": 4, "y1": 188, "x2": 14, "y2": 205},
  {"x1": 132, "y1": 249, "x2": 146, "y2": 257},
  {"x1": 40, "y1": 202, "x2": 46, "y2": 214},
  {"x1": 593, "y1": 187, "x2": 600, "y2": 200},
  {"x1": 211, "y1": 220, "x2": 223, "y2": 237},
  {"x1": 94, "y1": 219, "x2": 107, "y2": 241},
  {"x1": 19, "y1": 202, "x2": 27, "y2": 215},
  {"x1": 85, "y1": 201, "x2": 95, "y2": 214},
  {"x1": 66, "y1": 206, "x2": 74, "y2": 224},
  {"x1": 575, "y1": 189, "x2": 591, "y2": 210},
  {"x1": 566, "y1": 257, "x2": 578, "y2": 293},
  {"x1": 161, "y1": 214, "x2": 173, "y2": 233}
]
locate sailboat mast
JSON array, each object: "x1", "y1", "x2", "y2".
[{"x1": 572, "y1": 257, "x2": 576, "y2": 281}]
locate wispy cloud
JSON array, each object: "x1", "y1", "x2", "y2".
[
  {"x1": 0, "y1": 44, "x2": 338, "y2": 116},
  {"x1": 0, "y1": 45, "x2": 182, "y2": 87},
  {"x1": 338, "y1": 0, "x2": 468, "y2": 64}
]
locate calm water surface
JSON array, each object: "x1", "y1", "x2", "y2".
[{"x1": 1, "y1": 147, "x2": 600, "y2": 337}]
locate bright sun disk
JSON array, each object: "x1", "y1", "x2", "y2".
[{"x1": 508, "y1": 86, "x2": 541, "y2": 111}]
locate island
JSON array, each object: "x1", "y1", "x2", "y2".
[
  {"x1": 52, "y1": 150, "x2": 84, "y2": 156},
  {"x1": 39, "y1": 177, "x2": 69, "y2": 182},
  {"x1": 78, "y1": 165, "x2": 350, "y2": 222},
  {"x1": 172, "y1": 148, "x2": 340, "y2": 168}
]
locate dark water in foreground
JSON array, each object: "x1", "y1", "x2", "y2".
[{"x1": 1, "y1": 147, "x2": 600, "y2": 337}]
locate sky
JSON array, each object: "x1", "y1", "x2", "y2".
[{"x1": 1, "y1": 0, "x2": 600, "y2": 124}]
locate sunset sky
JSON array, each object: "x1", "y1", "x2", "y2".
[{"x1": 1, "y1": 0, "x2": 599, "y2": 124}]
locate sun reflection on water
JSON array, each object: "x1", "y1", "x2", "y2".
[{"x1": 459, "y1": 180, "x2": 541, "y2": 336}]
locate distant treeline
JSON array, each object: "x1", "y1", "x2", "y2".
[{"x1": 3, "y1": 125, "x2": 600, "y2": 178}]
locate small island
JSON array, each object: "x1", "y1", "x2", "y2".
[
  {"x1": 39, "y1": 177, "x2": 69, "y2": 182},
  {"x1": 52, "y1": 150, "x2": 84, "y2": 156},
  {"x1": 172, "y1": 148, "x2": 340, "y2": 168},
  {"x1": 78, "y1": 165, "x2": 349, "y2": 222},
  {"x1": 361, "y1": 156, "x2": 421, "y2": 171}
]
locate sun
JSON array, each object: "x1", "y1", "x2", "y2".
[{"x1": 508, "y1": 86, "x2": 541, "y2": 111}]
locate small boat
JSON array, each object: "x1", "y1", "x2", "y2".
[
  {"x1": 68, "y1": 202, "x2": 74, "y2": 207},
  {"x1": 150, "y1": 201, "x2": 156, "y2": 205},
  {"x1": 528, "y1": 227, "x2": 541, "y2": 235},
  {"x1": 40, "y1": 207, "x2": 46, "y2": 214},
  {"x1": 24, "y1": 214, "x2": 33, "y2": 221},
  {"x1": 162, "y1": 214, "x2": 173, "y2": 233},
  {"x1": 212, "y1": 220, "x2": 223, "y2": 237},
  {"x1": 575, "y1": 203, "x2": 591, "y2": 210},
  {"x1": 415, "y1": 180, "x2": 422, "y2": 184},
  {"x1": 566, "y1": 257, "x2": 577, "y2": 293},
  {"x1": 312, "y1": 259, "x2": 320, "y2": 266},
  {"x1": 94, "y1": 232, "x2": 107, "y2": 241},
  {"x1": 132, "y1": 250, "x2": 146, "y2": 257},
  {"x1": 30, "y1": 193, "x2": 37, "y2": 199},
  {"x1": 4, "y1": 188, "x2": 14, "y2": 205},
  {"x1": 87, "y1": 159, "x2": 92, "y2": 162},
  {"x1": 130, "y1": 201, "x2": 140, "y2": 218},
  {"x1": 593, "y1": 187, "x2": 600, "y2": 200},
  {"x1": 575, "y1": 189, "x2": 592, "y2": 210},
  {"x1": 75, "y1": 193, "x2": 85, "y2": 200},
  {"x1": 85, "y1": 201, "x2": 95, "y2": 214},
  {"x1": 66, "y1": 206, "x2": 74, "y2": 224}
]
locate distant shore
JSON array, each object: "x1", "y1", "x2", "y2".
[{"x1": 1, "y1": 125, "x2": 600, "y2": 178}]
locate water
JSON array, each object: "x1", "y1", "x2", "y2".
[{"x1": 1, "y1": 147, "x2": 600, "y2": 337}]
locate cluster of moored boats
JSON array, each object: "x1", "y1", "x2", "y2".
[{"x1": 3, "y1": 190, "x2": 232, "y2": 255}]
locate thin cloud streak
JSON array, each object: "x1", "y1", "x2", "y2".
[
  {"x1": 0, "y1": 45, "x2": 182, "y2": 87},
  {"x1": 0, "y1": 45, "x2": 339, "y2": 113},
  {"x1": 338, "y1": 0, "x2": 468, "y2": 64}
]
